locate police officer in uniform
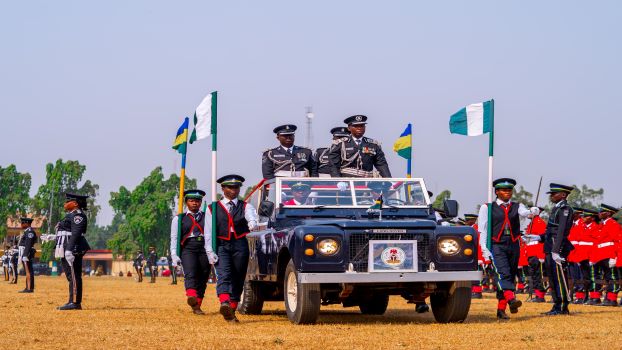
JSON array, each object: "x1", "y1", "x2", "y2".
[
  {"x1": 170, "y1": 189, "x2": 217, "y2": 315},
  {"x1": 2, "y1": 245, "x2": 10, "y2": 281},
  {"x1": 18, "y1": 217, "x2": 37, "y2": 293},
  {"x1": 133, "y1": 250, "x2": 145, "y2": 282},
  {"x1": 262, "y1": 125, "x2": 316, "y2": 179},
  {"x1": 57, "y1": 193, "x2": 91, "y2": 310},
  {"x1": 212, "y1": 175, "x2": 258, "y2": 322},
  {"x1": 477, "y1": 178, "x2": 539, "y2": 320},
  {"x1": 9, "y1": 241, "x2": 19, "y2": 284},
  {"x1": 314, "y1": 127, "x2": 350, "y2": 177},
  {"x1": 147, "y1": 246, "x2": 158, "y2": 283},
  {"x1": 538, "y1": 183, "x2": 575, "y2": 315},
  {"x1": 328, "y1": 115, "x2": 391, "y2": 178}
]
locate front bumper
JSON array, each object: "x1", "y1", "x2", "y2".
[{"x1": 298, "y1": 271, "x2": 482, "y2": 284}]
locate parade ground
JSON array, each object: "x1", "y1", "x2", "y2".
[{"x1": 2, "y1": 276, "x2": 621, "y2": 349}]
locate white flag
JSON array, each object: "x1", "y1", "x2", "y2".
[{"x1": 190, "y1": 91, "x2": 216, "y2": 143}]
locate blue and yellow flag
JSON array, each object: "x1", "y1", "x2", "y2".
[
  {"x1": 393, "y1": 124, "x2": 412, "y2": 159},
  {"x1": 172, "y1": 117, "x2": 189, "y2": 154}
]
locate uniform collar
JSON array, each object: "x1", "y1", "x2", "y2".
[
  {"x1": 281, "y1": 145, "x2": 294, "y2": 153},
  {"x1": 495, "y1": 198, "x2": 510, "y2": 206},
  {"x1": 186, "y1": 209, "x2": 201, "y2": 216},
  {"x1": 555, "y1": 200, "x2": 566, "y2": 208},
  {"x1": 220, "y1": 198, "x2": 239, "y2": 206}
]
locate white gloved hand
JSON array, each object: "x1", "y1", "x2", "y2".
[
  {"x1": 522, "y1": 234, "x2": 541, "y2": 242},
  {"x1": 337, "y1": 181, "x2": 349, "y2": 192},
  {"x1": 477, "y1": 259, "x2": 484, "y2": 266},
  {"x1": 248, "y1": 222, "x2": 257, "y2": 232},
  {"x1": 207, "y1": 251, "x2": 219, "y2": 264},
  {"x1": 481, "y1": 247, "x2": 492, "y2": 261},
  {"x1": 530, "y1": 207, "x2": 540, "y2": 216},
  {"x1": 552, "y1": 252, "x2": 565, "y2": 264},
  {"x1": 539, "y1": 258, "x2": 545, "y2": 263},
  {"x1": 171, "y1": 254, "x2": 182, "y2": 266},
  {"x1": 609, "y1": 258, "x2": 617, "y2": 268},
  {"x1": 22, "y1": 257, "x2": 29, "y2": 262},
  {"x1": 588, "y1": 261, "x2": 594, "y2": 266},
  {"x1": 64, "y1": 251, "x2": 75, "y2": 265}
]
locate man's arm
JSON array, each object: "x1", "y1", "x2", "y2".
[
  {"x1": 373, "y1": 145, "x2": 392, "y2": 177},
  {"x1": 262, "y1": 150, "x2": 275, "y2": 180},
  {"x1": 170, "y1": 216, "x2": 179, "y2": 257},
  {"x1": 552, "y1": 207, "x2": 572, "y2": 254},
  {"x1": 67, "y1": 214, "x2": 87, "y2": 253},
  {"x1": 245, "y1": 203, "x2": 259, "y2": 230},
  {"x1": 328, "y1": 143, "x2": 343, "y2": 177},
  {"x1": 477, "y1": 204, "x2": 489, "y2": 251}
]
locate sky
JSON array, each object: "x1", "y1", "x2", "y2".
[{"x1": 1, "y1": 1, "x2": 620, "y2": 225}]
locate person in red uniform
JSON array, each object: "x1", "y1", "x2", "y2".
[
  {"x1": 592, "y1": 204, "x2": 621, "y2": 306},
  {"x1": 523, "y1": 208, "x2": 547, "y2": 302},
  {"x1": 516, "y1": 239, "x2": 529, "y2": 294},
  {"x1": 574, "y1": 209, "x2": 598, "y2": 304},
  {"x1": 477, "y1": 178, "x2": 539, "y2": 320},
  {"x1": 566, "y1": 208, "x2": 585, "y2": 303}
]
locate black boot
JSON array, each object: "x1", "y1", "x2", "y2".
[
  {"x1": 219, "y1": 301, "x2": 235, "y2": 321},
  {"x1": 496, "y1": 310, "x2": 510, "y2": 320},
  {"x1": 508, "y1": 298, "x2": 522, "y2": 314},
  {"x1": 18, "y1": 289, "x2": 33, "y2": 293},
  {"x1": 415, "y1": 302, "x2": 430, "y2": 313},
  {"x1": 542, "y1": 304, "x2": 562, "y2": 315},
  {"x1": 57, "y1": 303, "x2": 82, "y2": 310}
]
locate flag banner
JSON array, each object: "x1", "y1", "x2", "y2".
[
  {"x1": 172, "y1": 117, "x2": 189, "y2": 154},
  {"x1": 449, "y1": 100, "x2": 493, "y2": 136},
  {"x1": 190, "y1": 92, "x2": 216, "y2": 144},
  {"x1": 393, "y1": 124, "x2": 412, "y2": 159},
  {"x1": 368, "y1": 194, "x2": 384, "y2": 211}
]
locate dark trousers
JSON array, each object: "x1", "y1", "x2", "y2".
[
  {"x1": 61, "y1": 254, "x2": 84, "y2": 304},
  {"x1": 545, "y1": 254, "x2": 570, "y2": 308},
  {"x1": 10, "y1": 262, "x2": 18, "y2": 283},
  {"x1": 181, "y1": 238, "x2": 211, "y2": 299},
  {"x1": 215, "y1": 238, "x2": 249, "y2": 302},
  {"x1": 135, "y1": 266, "x2": 143, "y2": 282},
  {"x1": 490, "y1": 238, "x2": 519, "y2": 299},
  {"x1": 169, "y1": 264, "x2": 177, "y2": 284},
  {"x1": 591, "y1": 259, "x2": 614, "y2": 293},
  {"x1": 150, "y1": 266, "x2": 157, "y2": 282},
  {"x1": 526, "y1": 256, "x2": 545, "y2": 293},
  {"x1": 22, "y1": 260, "x2": 34, "y2": 290},
  {"x1": 573, "y1": 260, "x2": 591, "y2": 296}
]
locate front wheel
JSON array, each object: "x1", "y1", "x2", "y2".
[
  {"x1": 284, "y1": 260, "x2": 321, "y2": 324},
  {"x1": 238, "y1": 280, "x2": 265, "y2": 315},
  {"x1": 430, "y1": 281, "x2": 472, "y2": 323}
]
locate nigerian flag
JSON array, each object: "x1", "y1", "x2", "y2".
[
  {"x1": 449, "y1": 100, "x2": 493, "y2": 136},
  {"x1": 189, "y1": 91, "x2": 217, "y2": 144}
]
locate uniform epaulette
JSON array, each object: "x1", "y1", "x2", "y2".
[
  {"x1": 295, "y1": 145, "x2": 311, "y2": 151},
  {"x1": 363, "y1": 137, "x2": 379, "y2": 145},
  {"x1": 334, "y1": 136, "x2": 349, "y2": 144}
]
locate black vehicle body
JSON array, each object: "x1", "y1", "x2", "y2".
[{"x1": 240, "y1": 178, "x2": 481, "y2": 324}]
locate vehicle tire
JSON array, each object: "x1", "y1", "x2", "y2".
[
  {"x1": 430, "y1": 281, "x2": 472, "y2": 323},
  {"x1": 238, "y1": 279, "x2": 264, "y2": 315},
  {"x1": 359, "y1": 293, "x2": 389, "y2": 315},
  {"x1": 284, "y1": 260, "x2": 321, "y2": 324}
]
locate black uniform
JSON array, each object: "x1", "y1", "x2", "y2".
[
  {"x1": 10, "y1": 246, "x2": 19, "y2": 284},
  {"x1": 313, "y1": 146, "x2": 332, "y2": 177},
  {"x1": 148, "y1": 250, "x2": 158, "y2": 283},
  {"x1": 18, "y1": 227, "x2": 37, "y2": 292},
  {"x1": 133, "y1": 252, "x2": 145, "y2": 282},
  {"x1": 59, "y1": 209, "x2": 90, "y2": 306},
  {"x1": 262, "y1": 146, "x2": 316, "y2": 179},
  {"x1": 328, "y1": 136, "x2": 391, "y2": 177},
  {"x1": 178, "y1": 211, "x2": 211, "y2": 300},
  {"x1": 2, "y1": 250, "x2": 9, "y2": 281},
  {"x1": 544, "y1": 200, "x2": 574, "y2": 312},
  {"x1": 167, "y1": 253, "x2": 177, "y2": 285}
]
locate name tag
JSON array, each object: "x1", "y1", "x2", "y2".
[
  {"x1": 272, "y1": 154, "x2": 285, "y2": 158},
  {"x1": 345, "y1": 147, "x2": 354, "y2": 151}
]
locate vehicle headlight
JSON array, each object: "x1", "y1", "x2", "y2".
[
  {"x1": 438, "y1": 238, "x2": 461, "y2": 256},
  {"x1": 317, "y1": 238, "x2": 340, "y2": 256}
]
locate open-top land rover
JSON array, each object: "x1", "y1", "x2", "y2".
[{"x1": 239, "y1": 177, "x2": 480, "y2": 324}]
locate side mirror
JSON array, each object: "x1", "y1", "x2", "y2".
[
  {"x1": 258, "y1": 200, "x2": 275, "y2": 217},
  {"x1": 443, "y1": 200, "x2": 459, "y2": 218}
]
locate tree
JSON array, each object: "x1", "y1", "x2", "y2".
[
  {"x1": 512, "y1": 185, "x2": 534, "y2": 207},
  {"x1": 567, "y1": 184, "x2": 604, "y2": 211},
  {"x1": 33, "y1": 159, "x2": 99, "y2": 262},
  {"x1": 0, "y1": 165, "x2": 32, "y2": 240},
  {"x1": 432, "y1": 190, "x2": 451, "y2": 209},
  {"x1": 107, "y1": 167, "x2": 196, "y2": 258}
]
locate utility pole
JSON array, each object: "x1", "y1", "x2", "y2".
[{"x1": 305, "y1": 106, "x2": 314, "y2": 149}]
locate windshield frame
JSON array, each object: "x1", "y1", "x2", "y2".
[{"x1": 273, "y1": 177, "x2": 431, "y2": 209}]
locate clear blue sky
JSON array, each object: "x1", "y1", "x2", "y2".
[{"x1": 1, "y1": 1, "x2": 620, "y2": 224}]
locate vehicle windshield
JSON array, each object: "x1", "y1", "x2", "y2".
[{"x1": 278, "y1": 178, "x2": 429, "y2": 208}]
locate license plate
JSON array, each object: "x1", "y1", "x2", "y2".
[{"x1": 368, "y1": 240, "x2": 418, "y2": 272}]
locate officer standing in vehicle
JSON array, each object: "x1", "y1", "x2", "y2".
[
  {"x1": 328, "y1": 115, "x2": 391, "y2": 178},
  {"x1": 262, "y1": 125, "x2": 316, "y2": 179},
  {"x1": 18, "y1": 217, "x2": 36, "y2": 293},
  {"x1": 314, "y1": 127, "x2": 350, "y2": 177},
  {"x1": 133, "y1": 250, "x2": 145, "y2": 283},
  {"x1": 170, "y1": 189, "x2": 217, "y2": 315},
  {"x1": 212, "y1": 175, "x2": 258, "y2": 322},
  {"x1": 147, "y1": 246, "x2": 158, "y2": 283},
  {"x1": 477, "y1": 178, "x2": 539, "y2": 320},
  {"x1": 538, "y1": 183, "x2": 575, "y2": 315},
  {"x1": 57, "y1": 193, "x2": 91, "y2": 311}
]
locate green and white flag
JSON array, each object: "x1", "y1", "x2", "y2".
[
  {"x1": 449, "y1": 100, "x2": 493, "y2": 136},
  {"x1": 189, "y1": 91, "x2": 216, "y2": 144}
]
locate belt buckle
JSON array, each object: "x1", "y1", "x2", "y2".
[{"x1": 197, "y1": 236, "x2": 203, "y2": 241}]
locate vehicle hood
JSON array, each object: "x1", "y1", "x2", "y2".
[{"x1": 302, "y1": 218, "x2": 437, "y2": 229}]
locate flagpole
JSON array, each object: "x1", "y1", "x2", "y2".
[
  {"x1": 177, "y1": 117, "x2": 190, "y2": 255},
  {"x1": 210, "y1": 92, "x2": 218, "y2": 251},
  {"x1": 486, "y1": 99, "x2": 495, "y2": 250},
  {"x1": 406, "y1": 123, "x2": 412, "y2": 203}
]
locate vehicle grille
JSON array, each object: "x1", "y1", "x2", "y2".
[{"x1": 348, "y1": 232, "x2": 430, "y2": 272}]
